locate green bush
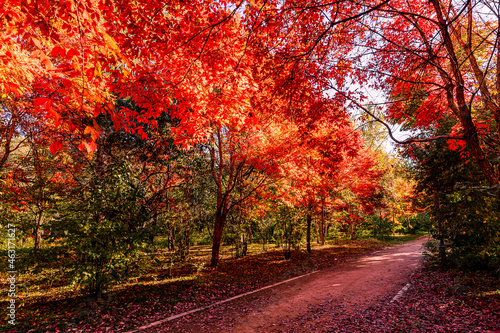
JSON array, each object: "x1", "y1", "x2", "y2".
[
  {"x1": 425, "y1": 185, "x2": 500, "y2": 269},
  {"x1": 370, "y1": 216, "x2": 392, "y2": 237},
  {"x1": 48, "y1": 161, "x2": 153, "y2": 296}
]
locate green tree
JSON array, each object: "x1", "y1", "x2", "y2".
[
  {"x1": 51, "y1": 153, "x2": 153, "y2": 296},
  {"x1": 404, "y1": 125, "x2": 500, "y2": 268}
]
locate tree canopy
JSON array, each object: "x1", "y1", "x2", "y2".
[{"x1": 1, "y1": 0, "x2": 498, "y2": 283}]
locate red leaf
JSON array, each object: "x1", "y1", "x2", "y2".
[
  {"x1": 50, "y1": 46, "x2": 61, "y2": 57},
  {"x1": 79, "y1": 141, "x2": 97, "y2": 154},
  {"x1": 32, "y1": 37, "x2": 43, "y2": 49},
  {"x1": 50, "y1": 141, "x2": 63, "y2": 155},
  {"x1": 66, "y1": 48, "x2": 81, "y2": 59},
  {"x1": 44, "y1": 58, "x2": 55, "y2": 71},
  {"x1": 33, "y1": 97, "x2": 53, "y2": 107}
]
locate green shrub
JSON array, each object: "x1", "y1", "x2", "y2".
[{"x1": 48, "y1": 161, "x2": 153, "y2": 296}]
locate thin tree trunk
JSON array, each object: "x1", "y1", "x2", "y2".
[
  {"x1": 34, "y1": 211, "x2": 43, "y2": 252},
  {"x1": 168, "y1": 224, "x2": 175, "y2": 251},
  {"x1": 246, "y1": 226, "x2": 252, "y2": 244},
  {"x1": 306, "y1": 213, "x2": 312, "y2": 253},
  {"x1": 184, "y1": 224, "x2": 190, "y2": 257},
  {"x1": 319, "y1": 212, "x2": 326, "y2": 246},
  {"x1": 315, "y1": 222, "x2": 320, "y2": 244},
  {"x1": 392, "y1": 210, "x2": 395, "y2": 236},
  {"x1": 211, "y1": 213, "x2": 225, "y2": 267},
  {"x1": 241, "y1": 233, "x2": 247, "y2": 257},
  {"x1": 350, "y1": 223, "x2": 357, "y2": 240}
]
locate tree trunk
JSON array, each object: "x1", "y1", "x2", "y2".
[
  {"x1": 350, "y1": 223, "x2": 357, "y2": 240},
  {"x1": 246, "y1": 226, "x2": 252, "y2": 245},
  {"x1": 184, "y1": 224, "x2": 191, "y2": 257},
  {"x1": 210, "y1": 213, "x2": 226, "y2": 267},
  {"x1": 429, "y1": 0, "x2": 499, "y2": 186},
  {"x1": 306, "y1": 213, "x2": 312, "y2": 253},
  {"x1": 315, "y1": 222, "x2": 320, "y2": 244},
  {"x1": 462, "y1": 115, "x2": 499, "y2": 185},
  {"x1": 392, "y1": 210, "x2": 395, "y2": 236},
  {"x1": 168, "y1": 224, "x2": 175, "y2": 251},
  {"x1": 241, "y1": 233, "x2": 247, "y2": 257},
  {"x1": 34, "y1": 211, "x2": 43, "y2": 252},
  {"x1": 319, "y1": 203, "x2": 326, "y2": 245},
  {"x1": 149, "y1": 215, "x2": 157, "y2": 242},
  {"x1": 319, "y1": 224, "x2": 325, "y2": 245}
]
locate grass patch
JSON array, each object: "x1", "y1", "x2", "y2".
[{"x1": 373, "y1": 234, "x2": 425, "y2": 245}]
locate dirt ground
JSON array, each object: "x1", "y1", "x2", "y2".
[{"x1": 135, "y1": 236, "x2": 428, "y2": 332}]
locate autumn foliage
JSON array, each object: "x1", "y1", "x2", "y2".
[{"x1": 3, "y1": 0, "x2": 498, "y2": 306}]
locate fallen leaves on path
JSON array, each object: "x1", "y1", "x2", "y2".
[
  {"x1": 0, "y1": 240, "x2": 385, "y2": 332},
  {"x1": 5, "y1": 238, "x2": 498, "y2": 333},
  {"x1": 276, "y1": 263, "x2": 500, "y2": 333}
]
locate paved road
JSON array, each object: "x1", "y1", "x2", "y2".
[{"x1": 141, "y1": 236, "x2": 427, "y2": 332}]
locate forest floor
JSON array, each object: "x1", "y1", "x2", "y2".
[
  {"x1": 1, "y1": 235, "x2": 499, "y2": 332},
  {"x1": 141, "y1": 236, "x2": 500, "y2": 333},
  {"x1": 136, "y1": 236, "x2": 426, "y2": 332}
]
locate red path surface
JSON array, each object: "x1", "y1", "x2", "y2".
[{"x1": 138, "y1": 236, "x2": 427, "y2": 332}]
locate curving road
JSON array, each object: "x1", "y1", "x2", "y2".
[{"x1": 139, "y1": 236, "x2": 428, "y2": 332}]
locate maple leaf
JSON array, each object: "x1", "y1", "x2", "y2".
[{"x1": 50, "y1": 140, "x2": 63, "y2": 155}]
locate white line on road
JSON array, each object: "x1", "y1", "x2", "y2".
[{"x1": 390, "y1": 283, "x2": 411, "y2": 303}]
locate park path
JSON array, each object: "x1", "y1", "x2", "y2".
[{"x1": 139, "y1": 236, "x2": 428, "y2": 332}]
